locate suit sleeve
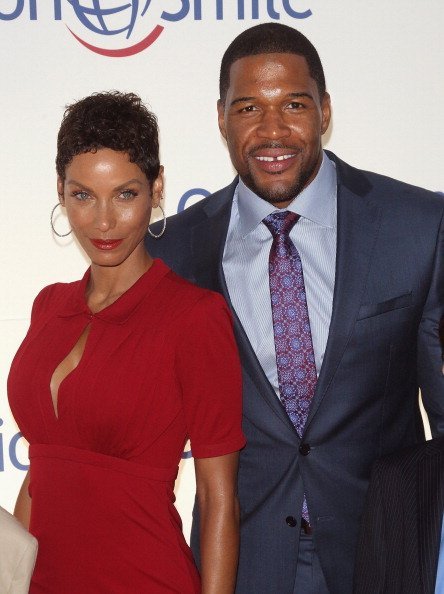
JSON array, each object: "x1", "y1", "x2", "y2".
[
  {"x1": 418, "y1": 207, "x2": 444, "y2": 437},
  {"x1": 353, "y1": 462, "x2": 388, "y2": 593}
]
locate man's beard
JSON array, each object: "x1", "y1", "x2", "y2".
[{"x1": 242, "y1": 168, "x2": 312, "y2": 205}]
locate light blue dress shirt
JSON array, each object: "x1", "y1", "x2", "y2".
[
  {"x1": 435, "y1": 519, "x2": 444, "y2": 593},
  {"x1": 222, "y1": 151, "x2": 337, "y2": 397}
]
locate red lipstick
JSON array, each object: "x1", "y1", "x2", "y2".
[{"x1": 90, "y1": 239, "x2": 123, "y2": 250}]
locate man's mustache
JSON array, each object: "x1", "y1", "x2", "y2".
[{"x1": 247, "y1": 143, "x2": 302, "y2": 155}]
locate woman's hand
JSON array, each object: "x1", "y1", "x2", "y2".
[{"x1": 195, "y1": 452, "x2": 240, "y2": 594}]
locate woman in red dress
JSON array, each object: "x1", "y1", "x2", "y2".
[{"x1": 8, "y1": 91, "x2": 245, "y2": 593}]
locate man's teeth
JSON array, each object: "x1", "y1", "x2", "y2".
[{"x1": 255, "y1": 154, "x2": 295, "y2": 162}]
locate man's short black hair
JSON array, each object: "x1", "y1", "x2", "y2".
[{"x1": 219, "y1": 23, "x2": 326, "y2": 103}]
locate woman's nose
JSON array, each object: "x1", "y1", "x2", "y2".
[{"x1": 94, "y1": 203, "x2": 116, "y2": 232}]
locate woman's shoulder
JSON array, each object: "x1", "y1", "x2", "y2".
[
  {"x1": 160, "y1": 266, "x2": 228, "y2": 312},
  {"x1": 150, "y1": 262, "x2": 230, "y2": 328},
  {"x1": 30, "y1": 277, "x2": 84, "y2": 318}
]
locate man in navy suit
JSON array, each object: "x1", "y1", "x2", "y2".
[{"x1": 146, "y1": 23, "x2": 444, "y2": 594}]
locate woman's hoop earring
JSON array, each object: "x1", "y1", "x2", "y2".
[
  {"x1": 147, "y1": 204, "x2": 166, "y2": 239},
  {"x1": 50, "y1": 203, "x2": 72, "y2": 237}
]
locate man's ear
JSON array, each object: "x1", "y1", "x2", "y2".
[
  {"x1": 217, "y1": 99, "x2": 228, "y2": 141},
  {"x1": 320, "y1": 92, "x2": 332, "y2": 135}
]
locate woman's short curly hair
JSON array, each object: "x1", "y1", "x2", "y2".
[{"x1": 56, "y1": 91, "x2": 160, "y2": 185}]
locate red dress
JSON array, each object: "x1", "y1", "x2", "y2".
[{"x1": 8, "y1": 259, "x2": 245, "y2": 593}]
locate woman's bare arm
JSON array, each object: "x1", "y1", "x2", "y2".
[{"x1": 195, "y1": 451, "x2": 240, "y2": 594}]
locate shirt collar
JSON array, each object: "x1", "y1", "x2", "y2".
[
  {"x1": 58, "y1": 258, "x2": 170, "y2": 324},
  {"x1": 237, "y1": 151, "x2": 337, "y2": 238}
]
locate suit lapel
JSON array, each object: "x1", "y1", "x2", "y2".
[
  {"x1": 418, "y1": 442, "x2": 444, "y2": 594},
  {"x1": 190, "y1": 181, "x2": 297, "y2": 433},
  {"x1": 305, "y1": 157, "x2": 382, "y2": 428},
  {"x1": 229, "y1": 303, "x2": 297, "y2": 432},
  {"x1": 190, "y1": 199, "x2": 232, "y2": 294}
]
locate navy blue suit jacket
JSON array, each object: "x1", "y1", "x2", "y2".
[{"x1": 145, "y1": 152, "x2": 444, "y2": 594}]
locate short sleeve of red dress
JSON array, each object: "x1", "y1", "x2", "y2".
[{"x1": 175, "y1": 292, "x2": 246, "y2": 459}]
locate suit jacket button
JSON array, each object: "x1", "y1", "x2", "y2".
[
  {"x1": 286, "y1": 516, "x2": 297, "y2": 527},
  {"x1": 299, "y1": 443, "x2": 311, "y2": 456}
]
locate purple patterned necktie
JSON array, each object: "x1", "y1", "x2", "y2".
[{"x1": 263, "y1": 211, "x2": 317, "y2": 521}]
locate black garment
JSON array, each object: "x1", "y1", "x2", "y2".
[{"x1": 354, "y1": 437, "x2": 444, "y2": 594}]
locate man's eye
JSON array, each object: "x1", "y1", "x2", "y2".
[
  {"x1": 288, "y1": 102, "x2": 303, "y2": 109},
  {"x1": 240, "y1": 105, "x2": 257, "y2": 113}
]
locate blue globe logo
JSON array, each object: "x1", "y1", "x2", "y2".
[
  {"x1": 66, "y1": 0, "x2": 164, "y2": 57},
  {"x1": 68, "y1": 0, "x2": 152, "y2": 39}
]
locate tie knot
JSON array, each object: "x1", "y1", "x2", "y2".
[{"x1": 263, "y1": 211, "x2": 300, "y2": 238}]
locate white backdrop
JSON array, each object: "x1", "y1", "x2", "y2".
[{"x1": 1, "y1": 1, "x2": 443, "y2": 542}]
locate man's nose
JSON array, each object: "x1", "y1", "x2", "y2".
[{"x1": 256, "y1": 108, "x2": 291, "y2": 140}]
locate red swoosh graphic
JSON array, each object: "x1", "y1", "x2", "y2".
[{"x1": 67, "y1": 24, "x2": 164, "y2": 57}]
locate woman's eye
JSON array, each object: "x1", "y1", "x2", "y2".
[
  {"x1": 120, "y1": 190, "x2": 137, "y2": 200},
  {"x1": 73, "y1": 191, "x2": 89, "y2": 201}
]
